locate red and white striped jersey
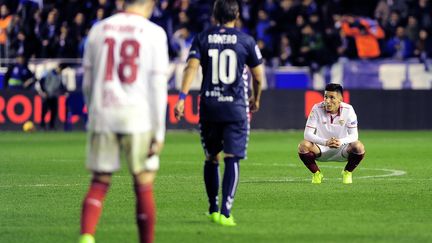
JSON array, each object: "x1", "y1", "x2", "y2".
[{"x1": 83, "y1": 12, "x2": 168, "y2": 141}]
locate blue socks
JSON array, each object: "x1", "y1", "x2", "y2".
[
  {"x1": 204, "y1": 160, "x2": 219, "y2": 213},
  {"x1": 221, "y1": 157, "x2": 240, "y2": 217}
]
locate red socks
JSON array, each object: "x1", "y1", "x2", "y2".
[
  {"x1": 299, "y1": 152, "x2": 320, "y2": 173},
  {"x1": 80, "y1": 180, "x2": 110, "y2": 235},
  {"x1": 80, "y1": 180, "x2": 156, "y2": 243},
  {"x1": 134, "y1": 184, "x2": 156, "y2": 243},
  {"x1": 345, "y1": 153, "x2": 365, "y2": 172}
]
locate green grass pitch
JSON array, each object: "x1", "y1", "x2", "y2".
[{"x1": 1, "y1": 130, "x2": 431, "y2": 243}]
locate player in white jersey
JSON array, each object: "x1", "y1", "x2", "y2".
[
  {"x1": 298, "y1": 83, "x2": 365, "y2": 184},
  {"x1": 78, "y1": 1, "x2": 168, "y2": 243}
]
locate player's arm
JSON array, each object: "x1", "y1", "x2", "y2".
[
  {"x1": 82, "y1": 29, "x2": 94, "y2": 106},
  {"x1": 249, "y1": 64, "x2": 264, "y2": 113},
  {"x1": 149, "y1": 29, "x2": 169, "y2": 155},
  {"x1": 339, "y1": 109, "x2": 359, "y2": 145},
  {"x1": 304, "y1": 107, "x2": 333, "y2": 146},
  {"x1": 304, "y1": 126, "x2": 328, "y2": 146},
  {"x1": 174, "y1": 57, "x2": 200, "y2": 120}
]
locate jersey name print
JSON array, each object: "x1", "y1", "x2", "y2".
[{"x1": 188, "y1": 26, "x2": 263, "y2": 122}]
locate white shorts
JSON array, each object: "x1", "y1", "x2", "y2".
[
  {"x1": 86, "y1": 132, "x2": 159, "y2": 174},
  {"x1": 316, "y1": 144, "x2": 349, "y2": 162}
]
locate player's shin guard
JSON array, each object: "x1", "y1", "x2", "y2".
[
  {"x1": 134, "y1": 184, "x2": 155, "y2": 243},
  {"x1": 221, "y1": 157, "x2": 240, "y2": 218},
  {"x1": 299, "y1": 152, "x2": 320, "y2": 173},
  {"x1": 80, "y1": 180, "x2": 110, "y2": 235},
  {"x1": 345, "y1": 152, "x2": 365, "y2": 172},
  {"x1": 204, "y1": 160, "x2": 220, "y2": 213}
]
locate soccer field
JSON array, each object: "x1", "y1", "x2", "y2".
[{"x1": 1, "y1": 131, "x2": 431, "y2": 243}]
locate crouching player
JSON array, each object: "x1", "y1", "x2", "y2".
[{"x1": 298, "y1": 83, "x2": 365, "y2": 184}]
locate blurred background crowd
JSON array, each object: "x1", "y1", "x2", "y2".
[{"x1": 1, "y1": 0, "x2": 432, "y2": 70}]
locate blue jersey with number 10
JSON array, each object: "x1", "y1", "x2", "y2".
[{"x1": 188, "y1": 26, "x2": 263, "y2": 122}]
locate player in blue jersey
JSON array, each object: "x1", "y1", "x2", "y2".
[{"x1": 174, "y1": 0, "x2": 265, "y2": 226}]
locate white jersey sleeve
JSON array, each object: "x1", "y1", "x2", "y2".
[
  {"x1": 339, "y1": 106, "x2": 359, "y2": 145},
  {"x1": 83, "y1": 26, "x2": 96, "y2": 106},
  {"x1": 304, "y1": 104, "x2": 328, "y2": 145},
  {"x1": 148, "y1": 28, "x2": 169, "y2": 142}
]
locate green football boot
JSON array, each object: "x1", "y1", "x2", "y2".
[
  {"x1": 312, "y1": 171, "x2": 323, "y2": 184},
  {"x1": 207, "y1": 212, "x2": 220, "y2": 223},
  {"x1": 218, "y1": 214, "x2": 236, "y2": 226},
  {"x1": 342, "y1": 170, "x2": 353, "y2": 184},
  {"x1": 78, "y1": 234, "x2": 95, "y2": 243}
]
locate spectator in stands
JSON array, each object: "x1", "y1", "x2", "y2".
[
  {"x1": 113, "y1": 0, "x2": 126, "y2": 14},
  {"x1": 90, "y1": 8, "x2": 105, "y2": 26},
  {"x1": 53, "y1": 22, "x2": 78, "y2": 58},
  {"x1": 8, "y1": 29, "x2": 36, "y2": 58},
  {"x1": 35, "y1": 63, "x2": 67, "y2": 130},
  {"x1": 69, "y1": 12, "x2": 87, "y2": 43},
  {"x1": 308, "y1": 12, "x2": 324, "y2": 34},
  {"x1": 6, "y1": 14, "x2": 22, "y2": 56},
  {"x1": 96, "y1": 0, "x2": 113, "y2": 17},
  {"x1": 296, "y1": 24, "x2": 332, "y2": 71},
  {"x1": 256, "y1": 9, "x2": 273, "y2": 49},
  {"x1": 257, "y1": 39, "x2": 273, "y2": 66},
  {"x1": 341, "y1": 16, "x2": 385, "y2": 59},
  {"x1": 406, "y1": 15, "x2": 419, "y2": 43},
  {"x1": 385, "y1": 26, "x2": 414, "y2": 60},
  {"x1": 0, "y1": 4, "x2": 12, "y2": 59},
  {"x1": 413, "y1": 0, "x2": 432, "y2": 30},
  {"x1": 374, "y1": 0, "x2": 390, "y2": 26},
  {"x1": 276, "y1": 34, "x2": 292, "y2": 66},
  {"x1": 38, "y1": 9, "x2": 58, "y2": 58},
  {"x1": 414, "y1": 29, "x2": 432, "y2": 70},
  {"x1": 273, "y1": 0, "x2": 296, "y2": 34},
  {"x1": 171, "y1": 23, "x2": 193, "y2": 61},
  {"x1": 383, "y1": 10, "x2": 401, "y2": 38},
  {"x1": 3, "y1": 54, "x2": 34, "y2": 90}
]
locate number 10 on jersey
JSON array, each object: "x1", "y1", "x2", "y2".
[{"x1": 208, "y1": 49, "x2": 237, "y2": 85}]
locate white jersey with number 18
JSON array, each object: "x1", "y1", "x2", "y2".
[{"x1": 83, "y1": 12, "x2": 168, "y2": 141}]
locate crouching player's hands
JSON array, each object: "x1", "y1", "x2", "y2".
[{"x1": 326, "y1": 137, "x2": 341, "y2": 148}]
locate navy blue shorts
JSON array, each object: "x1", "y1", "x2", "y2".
[{"x1": 199, "y1": 119, "x2": 249, "y2": 159}]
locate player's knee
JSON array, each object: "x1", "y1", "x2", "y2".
[
  {"x1": 134, "y1": 171, "x2": 156, "y2": 186},
  {"x1": 298, "y1": 140, "x2": 313, "y2": 153},
  {"x1": 206, "y1": 154, "x2": 220, "y2": 164},
  {"x1": 349, "y1": 141, "x2": 365, "y2": 154},
  {"x1": 92, "y1": 172, "x2": 112, "y2": 184}
]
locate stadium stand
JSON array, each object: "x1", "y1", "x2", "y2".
[{"x1": 0, "y1": 0, "x2": 431, "y2": 90}]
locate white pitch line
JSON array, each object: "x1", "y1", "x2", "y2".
[
  {"x1": 0, "y1": 163, "x2": 409, "y2": 187},
  {"x1": 0, "y1": 183, "x2": 86, "y2": 188},
  {"x1": 242, "y1": 163, "x2": 407, "y2": 183}
]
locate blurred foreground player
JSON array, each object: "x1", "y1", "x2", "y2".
[
  {"x1": 174, "y1": 0, "x2": 264, "y2": 226},
  {"x1": 298, "y1": 83, "x2": 365, "y2": 184},
  {"x1": 79, "y1": 0, "x2": 168, "y2": 242}
]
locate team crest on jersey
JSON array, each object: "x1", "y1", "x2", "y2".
[{"x1": 339, "y1": 120, "x2": 345, "y2": 125}]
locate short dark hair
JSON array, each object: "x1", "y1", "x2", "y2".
[
  {"x1": 213, "y1": 0, "x2": 239, "y2": 24},
  {"x1": 325, "y1": 83, "x2": 343, "y2": 95}
]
